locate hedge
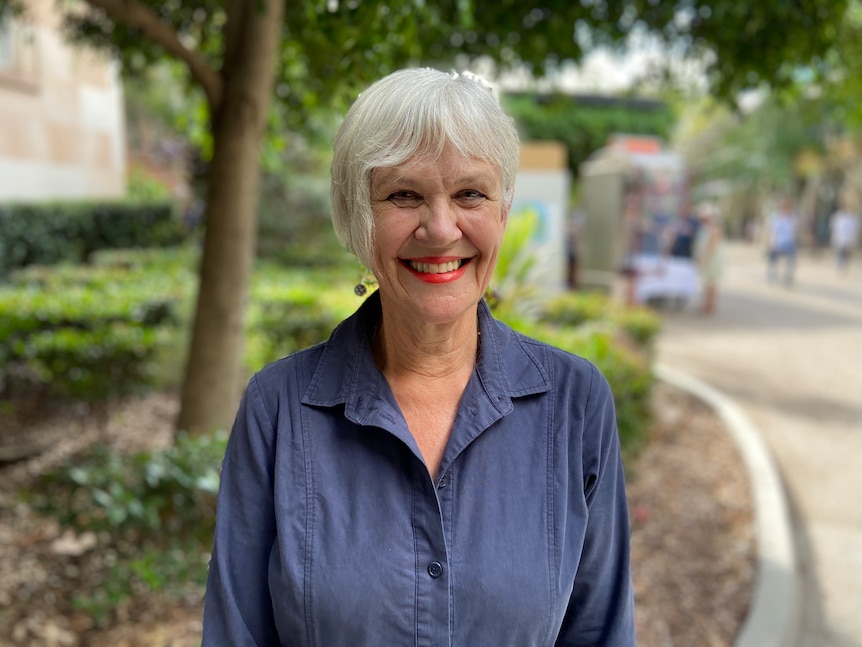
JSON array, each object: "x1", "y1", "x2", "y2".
[
  {"x1": 0, "y1": 250, "x2": 195, "y2": 404},
  {"x1": 0, "y1": 201, "x2": 186, "y2": 276}
]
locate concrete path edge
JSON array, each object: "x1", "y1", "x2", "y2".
[{"x1": 655, "y1": 363, "x2": 800, "y2": 647}]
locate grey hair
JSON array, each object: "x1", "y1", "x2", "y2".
[{"x1": 330, "y1": 68, "x2": 521, "y2": 269}]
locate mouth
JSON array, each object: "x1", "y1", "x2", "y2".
[
  {"x1": 400, "y1": 257, "x2": 471, "y2": 283},
  {"x1": 402, "y1": 258, "x2": 468, "y2": 274}
]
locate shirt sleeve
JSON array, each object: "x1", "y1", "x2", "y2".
[
  {"x1": 202, "y1": 376, "x2": 280, "y2": 646},
  {"x1": 556, "y1": 366, "x2": 636, "y2": 647}
]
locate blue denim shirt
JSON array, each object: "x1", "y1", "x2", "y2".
[{"x1": 203, "y1": 293, "x2": 635, "y2": 646}]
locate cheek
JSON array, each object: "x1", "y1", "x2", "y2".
[{"x1": 373, "y1": 218, "x2": 407, "y2": 255}]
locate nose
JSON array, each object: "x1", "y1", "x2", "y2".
[{"x1": 416, "y1": 197, "x2": 462, "y2": 244}]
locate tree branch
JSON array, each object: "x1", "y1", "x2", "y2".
[{"x1": 83, "y1": 0, "x2": 223, "y2": 110}]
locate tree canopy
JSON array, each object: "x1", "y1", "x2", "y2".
[
  {"x1": 2, "y1": 1, "x2": 847, "y2": 120},
  {"x1": 506, "y1": 92, "x2": 676, "y2": 178}
]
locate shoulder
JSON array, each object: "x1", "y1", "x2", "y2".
[
  {"x1": 245, "y1": 343, "x2": 328, "y2": 409},
  {"x1": 505, "y1": 324, "x2": 612, "y2": 402}
]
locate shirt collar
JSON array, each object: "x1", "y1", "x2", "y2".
[{"x1": 301, "y1": 291, "x2": 550, "y2": 424}]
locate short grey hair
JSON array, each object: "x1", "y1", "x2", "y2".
[{"x1": 330, "y1": 68, "x2": 521, "y2": 269}]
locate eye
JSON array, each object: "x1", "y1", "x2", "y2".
[
  {"x1": 455, "y1": 189, "x2": 487, "y2": 206},
  {"x1": 387, "y1": 191, "x2": 422, "y2": 207}
]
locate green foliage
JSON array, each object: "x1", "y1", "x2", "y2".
[
  {"x1": 1, "y1": 241, "x2": 362, "y2": 405},
  {"x1": 254, "y1": 137, "x2": 353, "y2": 266},
  {"x1": 15, "y1": 324, "x2": 163, "y2": 401},
  {"x1": 615, "y1": 306, "x2": 664, "y2": 348},
  {"x1": 126, "y1": 165, "x2": 174, "y2": 202},
  {"x1": 630, "y1": 0, "x2": 850, "y2": 101},
  {"x1": 25, "y1": 430, "x2": 227, "y2": 624},
  {"x1": 684, "y1": 95, "x2": 827, "y2": 193},
  {"x1": 540, "y1": 291, "x2": 615, "y2": 327},
  {"x1": 486, "y1": 208, "x2": 544, "y2": 327},
  {"x1": 34, "y1": 431, "x2": 224, "y2": 537},
  {"x1": 0, "y1": 201, "x2": 186, "y2": 275},
  {"x1": 540, "y1": 291, "x2": 662, "y2": 349},
  {"x1": 0, "y1": 249, "x2": 196, "y2": 402},
  {"x1": 818, "y1": 0, "x2": 862, "y2": 127},
  {"x1": 505, "y1": 93, "x2": 676, "y2": 176},
  {"x1": 244, "y1": 265, "x2": 359, "y2": 371},
  {"x1": 5, "y1": 0, "x2": 842, "y2": 137}
]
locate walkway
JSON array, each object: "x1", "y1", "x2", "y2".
[{"x1": 656, "y1": 241, "x2": 862, "y2": 647}]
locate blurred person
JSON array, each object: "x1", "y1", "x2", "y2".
[
  {"x1": 620, "y1": 193, "x2": 644, "y2": 307},
  {"x1": 669, "y1": 202, "x2": 701, "y2": 260},
  {"x1": 693, "y1": 203, "x2": 724, "y2": 315},
  {"x1": 566, "y1": 206, "x2": 586, "y2": 289},
  {"x1": 765, "y1": 196, "x2": 799, "y2": 285},
  {"x1": 202, "y1": 67, "x2": 636, "y2": 646},
  {"x1": 829, "y1": 203, "x2": 860, "y2": 273}
]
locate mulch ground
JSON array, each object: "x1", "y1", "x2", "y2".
[
  {"x1": 0, "y1": 381, "x2": 755, "y2": 646},
  {"x1": 629, "y1": 381, "x2": 755, "y2": 646}
]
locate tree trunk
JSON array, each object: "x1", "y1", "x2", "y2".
[{"x1": 176, "y1": 0, "x2": 284, "y2": 436}]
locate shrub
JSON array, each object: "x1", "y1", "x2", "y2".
[
  {"x1": 244, "y1": 265, "x2": 359, "y2": 372},
  {"x1": 540, "y1": 291, "x2": 662, "y2": 351},
  {"x1": 14, "y1": 324, "x2": 164, "y2": 401},
  {"x1": 25, "y1": 430, "x2": 227, "y2": 624},
  {"x1": 540, "y1": 291, "x2": 612, "y2": 327},
  {"x1": 0, "y1": 250, "x2": 195, "y2": 403},
  {"x1": 0, "y1": 201, "x2": 187, "y2": 275}
]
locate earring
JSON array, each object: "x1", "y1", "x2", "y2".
[{"x1": 354, "y1": 271, "x2": 377, "y2": 297}]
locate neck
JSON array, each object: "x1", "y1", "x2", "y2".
[{"x1": 373, "y1": 310, "x2": 480, "y2": 382}]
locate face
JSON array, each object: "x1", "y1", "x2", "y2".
[{"x1": 369, "y1": 146, "x2": 509, "y2": 328}]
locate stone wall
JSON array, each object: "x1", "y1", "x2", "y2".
[{"x1": 0, "y1": 0, "x2": 126, "y2": 202}]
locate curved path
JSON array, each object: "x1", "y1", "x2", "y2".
[{"x1": 655, "y1": 241, "x2": 862, "y2": 647}]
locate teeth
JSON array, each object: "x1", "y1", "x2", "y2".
[{"x1": 409, "y1": 260, "x2": 462, "y2": 274}]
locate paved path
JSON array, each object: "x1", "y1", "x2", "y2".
[{"x1": 655, "y1": 241, "x2": 862, "y2": 647}]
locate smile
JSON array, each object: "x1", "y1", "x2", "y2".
[
  {"x1": 405, "y1": 259, "x2": 467, "y2": 274},
  {"x1": 401, "y1": 258, "x2": 470, "y2": 284}
]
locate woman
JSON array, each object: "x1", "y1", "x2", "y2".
[
  {"x1": 829, "y1": 202, "x2": 860, "y2": 273},
  {"x1": 765, "y1": 196, "x2": 798, "y2": 285},
  {"x1": 202, "y1": 68, "x2": 635, "y2": 646},
  {"x1": 693, "y1": 203, "x2": 724, "y2": 315}
]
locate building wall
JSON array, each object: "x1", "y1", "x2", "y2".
[
  {"x1": 0, "y1": 0, "x2": 126, "y2": 202},
  {"x1": 512, "y1": 141, "x2": 572, "y2": 293}
]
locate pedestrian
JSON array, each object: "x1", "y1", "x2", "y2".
[
  {"x1": 669, "y1": 201, "x2": 701, "y2": 260},
  {"x1": 829, "y1": 202, "x2": 860, "y2": 273},
  {"x1": 765, "y1": 196, "x2": 799, "y2": 285},
  {"x1": 693, "y1": 203, "x2": 724, "y2": 315},
  {"x1": 201, "y1": 68, "x2": 636, "y2": 646}
]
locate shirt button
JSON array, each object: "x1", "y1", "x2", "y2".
[
  {"x1": 427, "y1": 561, "x2": 444, "y2": 578},
  {"x1": 437, "y1": 475, "x2": 447, "y2": 488}
]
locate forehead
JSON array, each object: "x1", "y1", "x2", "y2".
[{"x1": 372, "y1": 149, "x2": 500, "y2": 187}]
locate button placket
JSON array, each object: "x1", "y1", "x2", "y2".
[{"x1": 411, "y1": 463, "x2": 449, "y2": 645}]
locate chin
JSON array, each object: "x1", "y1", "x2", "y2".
[{"x1": 409, "y1": 290, "x2": 481, "y2": 325}]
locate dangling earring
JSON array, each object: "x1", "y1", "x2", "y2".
[{"x1": 354, "y1": 271, "x2": 377, "y2": 297}]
